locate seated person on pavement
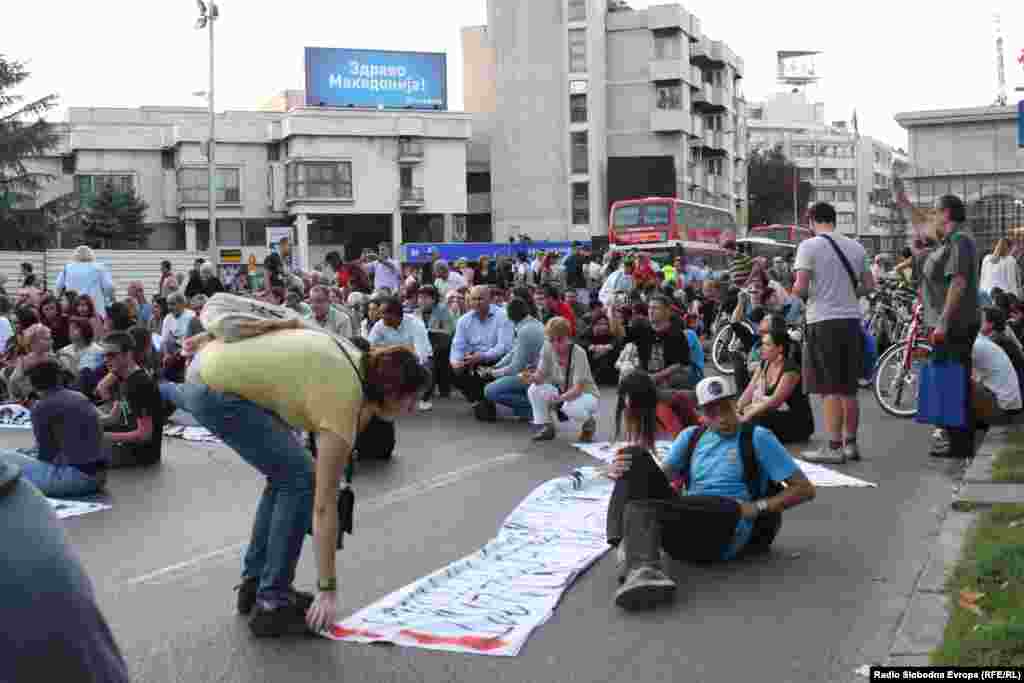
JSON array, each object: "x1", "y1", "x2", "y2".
[
  {"x1": 527, "y1": 316, "x2": 600, "y2": 443},
  {"x1": 98, "y1": 332, "x2": 165, "y2": 468},
  {"x1": 449, "y1": 285, "x2": 515, "y2": 417},
  {"x1": 735, "y1": 327, "x2": 815, "y2": 444},
  {"x1": 480, "y1": 298, "x2": 545, "y2": 422}
]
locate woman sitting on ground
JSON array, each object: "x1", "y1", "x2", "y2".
[
  {"x1": 527, "y1": 316, "x2": 600, "y2": 443},
  {"x1": 7, "y1": 324, "x2": 64, "y2": 403},
  {"x1": 39, "y1": 294, "x2": 70, "y2": 351},
  {"x1": 57, "y1": 318, "x2": 106, "y2": 397},
  {"x1": 735, "y1": 328, "x2": 814, "y2": 444},
  {"x1": 69, "y1": 294, "x2": 105, "y2": 342},
  {"x1": 580, "y1": 312, "x2": 620, "y2": 386}
]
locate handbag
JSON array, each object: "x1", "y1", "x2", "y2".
[
  {"x1": 821, "y1": 234, "x2": 875, "y2": 380},
  {"x1": 916, "y1": 360, "x2": 968, "y2": 429}
]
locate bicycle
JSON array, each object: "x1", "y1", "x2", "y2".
[{"x1": 873, "y1": 296, "x2": 932, "y2": 418}]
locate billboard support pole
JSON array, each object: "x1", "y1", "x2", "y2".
[{"x1": 207, "y1": 5, "x2": 218, "y2": 268}]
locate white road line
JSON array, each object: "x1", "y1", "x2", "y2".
[{"x1": 116, "y1": 451, "x2": 529, "y2": 589}]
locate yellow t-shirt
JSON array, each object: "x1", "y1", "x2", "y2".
[{"x1": 198, "y1": 329, "x2": 363, "y2": 445}]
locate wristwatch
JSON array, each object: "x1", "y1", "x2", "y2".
[
  {"x1": 755, "y1": 499, "x2": 769, "y2": 515},
  {"x1": 318, "y1": 577, "x2": 338, "y2": 592}
]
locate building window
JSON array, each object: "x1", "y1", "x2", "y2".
[
  {"x1": 837, "y1": 212, "x2": 855, "y2": 225},
  {"x1": 218, "y1": 219, "x2": 243, "y2": 247},
  {"x1": 572, "y1": 183, "x2": 589, "y2": 224},
  {"x1": 656, "y1": 84, "x2": 682, "y2": 110},
  {"x1": 267, "y1": 144, "x2": 280, "y2": 162},
  {"x1": 570, "y1": 93, "x2": 588, "y2": 123},
  {"x1": 568, "y1": 29, "x2": 587, "y2": 73},
  {"x1": 571, "y1": 132, "x2": 588, "y2": 174},
  {"x1": 799, "y1": 168, "x2": 814, "y2": 181},
  {"x1": 706, "y1": 158, "x2": 723, "y2": 176},
  {"x1": 76, "y1": 174, "x2": 135, "y2": 204},
  {"x1": 285, "y1": 161, "x2": 353, "y2": 200},
  {"x1": 817, "y1": 190, "x2": 836, "y2": 202},
  {"x1": 793, "y1": 145, "x2": 813, "y2": 158},
  {"x1": 820, "y1": 168, "x2": 838, "y2": 181},
  {"x1": 653, "y1": 29, "x2": 681, "y2": 60},
  {"x1": 839, "y1": 169, "x2": 856, "y2": 182},
  {"x1": 837, "y1": 190, "x2": 854, "y2": 202},
  {"x1": 161, "y1": 149, "x2": 175, "y2": 170},
  {"x1": 568, "y1": 0, "x2": 586, "y2": 22},
  {"x1": 177, "y1": 168, "x2": 240, "y2": 204}
]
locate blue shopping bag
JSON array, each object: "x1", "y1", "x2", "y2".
[{"x1": 916, "y1": 360, "x2": 968, "y2": 429}]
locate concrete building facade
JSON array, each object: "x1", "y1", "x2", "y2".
[
  {"x1": 748, "y1": 90, "x2": 895, "y2": 236},
  {"x1": 21, "y1": 105, "x2": 471, "y2": 268},
  {"x1": 463, "y1": 0, "x2": 749, "y2": 243},
  {"x1": 895, "y1": 104, "x2": 1024, "y2": 252}
]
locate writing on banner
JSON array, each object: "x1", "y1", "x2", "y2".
[{"x1": 328, "y1": 468, "x2": 613, "y2": 656}]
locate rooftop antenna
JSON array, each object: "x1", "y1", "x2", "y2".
[{"x1": 995, "y1": 13, "x2": 1008, "y2": 106}]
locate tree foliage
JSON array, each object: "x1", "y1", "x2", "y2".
[
  {"x1": 747, "y1": 145, "x2": 814, "y2": 228},
  {"x1": 0, "y1": 55, "x2": 59, "y2": 247},
  {"x1": 82, "y1": 183, "x2": 150, "y2": 248}
]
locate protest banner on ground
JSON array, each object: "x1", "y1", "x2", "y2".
[{"x1": 48, "y1": 498, "x2": 111, "y2": 519}]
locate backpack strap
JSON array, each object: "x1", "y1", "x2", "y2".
[
  {"x1": 678, "y1": 425, "x2": 708, "y2": 490},
  {"x1": 738, "y1": 423, "x2": 763, "y2": 499}
]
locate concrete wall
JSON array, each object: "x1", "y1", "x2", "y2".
[
  {"x1": 487, "y1": 0, "x2": 570, "y2": 241},
  {"x1": 462, "y1": 27, "x2": 498, "y2": 114}
]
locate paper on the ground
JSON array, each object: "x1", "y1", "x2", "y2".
[
  {"x1": 0, "y1": 404, "x2": 32, "y2": 429},
  {"x1": 163, "y1": 425, "x2": 222, "y2": 443},
  {"x1": 48, "y1": 498, "x2": 111, "y2": 519},
  {"x1": 327, "y1": 467, "x2": 614, "y2": 656},
  {"x1": 572, "y1": 441, "x2": 878, "y2": 488}
]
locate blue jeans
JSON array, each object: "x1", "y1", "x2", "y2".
[
  {"x1": 484, "y1": 375, "x2": 532, "y2": 419},
  {"x1": 0, "y1": 448, "x2": 102, "y2": 499},
  {"x1": 171, "y1": 383, "x2": 314, "y2": 608}
]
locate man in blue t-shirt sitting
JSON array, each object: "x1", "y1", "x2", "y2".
[{"x1": 607, "y1": 376, "x2": 816, "y2": 610}]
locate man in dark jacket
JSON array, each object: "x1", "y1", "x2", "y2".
[{"x1": 610, "y1": 294, "x2": 693, "y2": 399}]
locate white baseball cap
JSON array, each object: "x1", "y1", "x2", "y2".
[{"x1": 695, "y1": 376, "x2": 736, "y2": 408}]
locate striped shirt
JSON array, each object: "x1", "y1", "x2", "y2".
[{"x1": 730, "y1": 254, "x2": 754, "y2": 286}]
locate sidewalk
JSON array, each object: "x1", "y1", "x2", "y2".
[{"x1": 877, "y1": 426, "x2": 1023, "y2": 670}]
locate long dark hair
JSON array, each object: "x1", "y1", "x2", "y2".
[{"x1": 614, "y1": 371, "x2": 658, "y2": 449}]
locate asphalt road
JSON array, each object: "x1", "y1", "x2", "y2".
[{"x1": 11, "y1": 389, "x2": 964, "y2": 683}]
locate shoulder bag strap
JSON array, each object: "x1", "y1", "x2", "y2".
[
  {"x1": 680, "y1": 425, "x2": 708, "y2": 489},
  {"x1": 820, "y1": 234, "x2": 860, "y2": 297},
  {"x1": 738, "y1": 424, "x2": 762, "y2": 498},
  {"x1": 563, "y1": 344, "x2": 574, "y2": 392}
]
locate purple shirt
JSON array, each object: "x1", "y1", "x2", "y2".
[{"x1": 31, "y1": 389, "x2": 105, "y2": 468}]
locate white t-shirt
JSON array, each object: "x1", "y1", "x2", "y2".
[
  {"x1": 973, "y1": 335, "x2": 1023, "y2": 411},
  {"x1": 0, "y1": 317, "x2": 12, "y2": 353},
  {"x1": 794, "y1": 233, "x2": 867, "y2": 324},
  {"x1": 979, "y1": 254, "x2": 1021, "y2": 297}
]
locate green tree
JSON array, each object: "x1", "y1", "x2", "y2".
[
  {"x1": 0, "y1": 56, "x2": 59, "y2": 248},
  {"x1": 82, "y1": 182, "x2": 150, "y2": 248},
  {"x1": 747, "y1": 145, "x2": 814, "y2": 228}
]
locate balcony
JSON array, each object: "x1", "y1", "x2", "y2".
[
  {"x1": 647, "y1": 5, "x2": 695, "y2": 36},
  {"x1": 709, "y1": 85, "x2": 730, "y2": 112},
  {"x1": 400, "y1": 186, "x2": 425, "y2": 209},
  {"x1": 398, "y1": 139, "x2": 424, "y2": 164},
  {"x1": 691, "y1": 82, "x2": 714, "y2": 112},
  {"x1": 650, "y1": 109, "x2": 691, "y2": 134},
  {"x1": 690, "y1": 36, "x2": 713, "y2": 66},
  {"x1": 649, "y1": 59, "x2": 687, "y2": 83},
  {"x1": 468, "y1": 192, "x2": 491, "y2": 215}
]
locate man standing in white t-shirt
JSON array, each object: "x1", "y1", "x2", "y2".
[
  {"x1": 793, "y1": 202, "x2": 875, "y2": 464},
  {"x1": 366, "y1": 247, "x2": 402, "y2": 293}
]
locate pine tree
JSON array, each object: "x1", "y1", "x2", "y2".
[
  {"x1": 82, "y1": 182, "x2": 151, "y2": 248},
  {"x1": 0, "y1": 55, "x2": 59, "y2": 248}
]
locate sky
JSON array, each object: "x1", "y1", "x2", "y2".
[{"x1": 7, "y1": 0, "x2": 1024, "y2": 152}]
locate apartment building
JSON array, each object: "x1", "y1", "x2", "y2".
[
  {"x1": 748, "y1": 90, "x2": 895, "y2": 236},
  {"x1": 22, "y1": 104, "x2": 471, "y2": 267},
  {"x1": 463, "y1": 0, "x2": 749, "y2": 243}
]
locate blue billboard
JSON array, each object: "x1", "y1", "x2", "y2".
[
  {"x1": 402, "y1": 242, "x2": 591, "y2": 265},
  {"x1": 305, "y1": 47, "x2": 447, "y2": 110}
]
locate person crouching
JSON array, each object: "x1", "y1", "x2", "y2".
[{"x1": 526, "y1": 317, "x2": 600, "y2": 443}]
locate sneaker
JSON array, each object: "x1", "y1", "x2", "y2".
[
  {"x1": 578, "y1": 417, "x2": 597, "y2": 443},
  {"x1": 616, "y1": 542, "x2": 628, "y2": 585},
  {"x1": 802, "y1": 445, "x2": 846, "y2": 465},
  {"x1": 235, "y1": 578, "x2": 314, "y2": 616},
  {"x1": 248, "y1": 600, "x2": 314, "y2": 638},
  {"x1": 614, "y1": 566, "x2": 677, "y2": 610},
  {"x1": 843, "y1": 442, "x2": 861, "y2": 462},
  {"x1": 418, "y1": 400, "x2": 433, "y2": 412},
  {"x1": 531, "y1": 424, "x2": 556, "y2": 442}
]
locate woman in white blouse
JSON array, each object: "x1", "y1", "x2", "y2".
[
  {"x1": 980, "y1": 239, "x2": 1021, "y2": 297},
  {"x1": 527, "y1": 316, "x2": 600, "y2": 443}
]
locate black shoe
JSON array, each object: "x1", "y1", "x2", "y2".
[
  {"x1": 248, "y1": 600, "x2": 314, "y2": 638},
  {"x1": 236, "y1": 578, "x2": 314, "y2": 616}
]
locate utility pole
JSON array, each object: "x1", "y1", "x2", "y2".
[{"x1": 196, "y1": 1, "x2": 219, "y2": 265}]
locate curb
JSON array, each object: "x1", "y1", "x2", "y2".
[{"x1": 880, "y1": 427, "x2": 1021, "y2": 668}]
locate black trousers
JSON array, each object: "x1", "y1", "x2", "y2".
[
  {"x1": 750, "y1": 410, "x2": 813, "y2": 445},
  {"x1": 606, "y1": 449, "x2": 742, "y2": 564},
  {"x1": 428, "y1": 332, "x2": 452, "y2": 398},
  {"x1": 451, "y1": 365, "x2": 493, "y2": 403}
]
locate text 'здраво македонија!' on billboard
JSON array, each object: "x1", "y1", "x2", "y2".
[{"x1": 304, "y1": 47, "x2": 447, "y2": 110}]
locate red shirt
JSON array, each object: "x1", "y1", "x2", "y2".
[{"x1": 551, "y1": 301, "x2": 577, "y2": 337}]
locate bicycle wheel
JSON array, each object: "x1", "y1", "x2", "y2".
[
  {"x1": 873, "y1": 341, "x2": 931, "y2": 418},
  {"x1": 711, "y1": 324, "x2": 737, "y2": 375}
]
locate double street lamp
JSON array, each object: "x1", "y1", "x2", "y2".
[{"x1": 195, "y1": 0, "x2": 219, "y2": 264}]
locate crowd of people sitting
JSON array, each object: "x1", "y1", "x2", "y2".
[{"x1": 0, "y1": 238, "x2": 824, "y2": 507}]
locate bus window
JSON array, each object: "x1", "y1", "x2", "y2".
[
  {"x1": 676, "y1": 203, "x2": 685, "y2": 227},
  {"x1": 646, "y1": 204, "x2": 670, "y2": 225},
  {"x1": 613, "y1": 205, "x2": 642, "y2": 227}
]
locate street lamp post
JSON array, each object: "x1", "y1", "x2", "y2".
[{"x1": 196, "y1": 0, "x2": 219, "y2": 265}]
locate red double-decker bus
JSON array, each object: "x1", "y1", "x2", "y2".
[{"x1": 609, "y1": 197, "x2": 737, "y2": 248}]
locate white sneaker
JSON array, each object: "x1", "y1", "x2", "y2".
[
  {"x1": 803, "y1": 444, "x2": 847, "y2": 465},
  {"x1": 418, "y1": 401, "x2": 433, "y2": 412},
  {"x1": 842, "y1": 442, "x2": 861, "y2": 462}
]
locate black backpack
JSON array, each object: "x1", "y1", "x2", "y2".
[{"x1": 678, "y1": 423, "x2": 784, "y2": 556}]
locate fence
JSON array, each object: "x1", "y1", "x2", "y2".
[{"x1": 0, "y1": 250, "x2": 207, "y2": 301}]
